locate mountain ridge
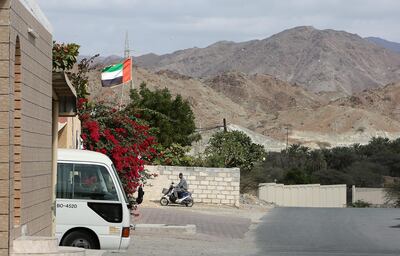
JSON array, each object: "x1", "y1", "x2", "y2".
[
  {"x1": 365, "y1": 37, "x2": 400, "y2": 53},
  {"x1": 134, "y1": 26, "x2": 400, "y2": 95}
]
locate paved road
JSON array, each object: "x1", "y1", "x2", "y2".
[
  {"x1": 136, "y1": 207, "x2": 252, "y2": 238},
  {"x1": 107, "y1": 206, "x2": 260, "y2": 256},
  {"x1": 254, "y1": 208, "x2": 400, "y2": 256}
]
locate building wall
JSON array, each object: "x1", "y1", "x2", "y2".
[
  {"x1": 11, "y1": 0, "x2": 53, "y2": 237},
  {"x1": 258, "y1": 183, "x2": 347, "y2": 208},
  {"x1": 352, "y1": 186, "x2": 388, "y2": 206},
  {"x1": 0, "y1": 1, "x2": 52, "y2": 254},
  {"x1": 0, "y1": 2, "x2": 11, "y2": 255},
  {"x1": 58, "y1": 116, "x2": 81, "y2": 149},
  {"x1": 144, "y1": 165, "x2": 240, "y2": 206}
]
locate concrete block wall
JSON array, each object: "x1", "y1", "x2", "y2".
[
  {"x1": 258, "y1": 183, "x2": 347, "y2": 208},
  {"x1": 144, "y1": 165, "x2": 240, "y2": 206}
]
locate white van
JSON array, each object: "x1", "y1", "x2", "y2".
[{"x1": 56, "y1": 149, "x2": 132, "y2": 250}]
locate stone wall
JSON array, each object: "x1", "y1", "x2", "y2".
[{"x1": 144, "y1": 165, "x2": 240, "y2": 206}]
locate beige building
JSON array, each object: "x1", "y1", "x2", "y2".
[
  {"x1": 0, "y1": 1, "x2": 77, "y2": 255},
  {"x1": 58, "y1": 116, "x2": 81, "y2": 149}
]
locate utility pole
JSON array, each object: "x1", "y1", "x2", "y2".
[
  {"x1": 223, "y1": 118, "x2": 227, "y2": 132},
  {"x1": 119, "y1": 31, "x2": 134, "y2": 109},
  {"x1": 125, "y1": 31, "x2": 134, "y2": 91},
  {"x1": 285, "y1": 124, "x2": 291, "y2": 151},
  {"x1": 124, "y1": 31, "x2": 130, "y2": 59}
]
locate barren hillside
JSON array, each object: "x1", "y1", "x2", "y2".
[
  {"x1": 87, "y1": 67, "x2": 400, "y2": 151},
  {"x1": 204, "y1": 72, "x2": 324, "y2": 114},
  {"x1": 334, "y1": 82, "x2": 400, "y2": 121},
  {"x1": 135, "y1": 26, "x2": 400, "y2": 95},
  {"x1": 261, "y1": 105, "x2": 400, "y2": 148}
]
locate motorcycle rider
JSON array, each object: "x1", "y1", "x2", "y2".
[{"x1": 174, "y1": 173, "x2": 188, "y2": 199}]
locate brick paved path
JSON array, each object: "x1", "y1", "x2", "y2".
[{"x1": 135, "y1": 207, "x2": 251, "y2": 239}]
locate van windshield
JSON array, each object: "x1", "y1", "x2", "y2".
[
  {"x1": 111, "y1": 164, "x2": 129, "y2": 204},
  {"x1": 57, "y1": 163, "x2": 119, "y2": 201}
]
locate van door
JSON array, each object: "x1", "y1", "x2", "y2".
[{"x1": 56, "y1": 162, "x2": 124, "y2": 249}]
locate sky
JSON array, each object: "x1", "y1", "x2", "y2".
[{"x1": 38, "y1": 0, "x2": 400, "y2": 57}]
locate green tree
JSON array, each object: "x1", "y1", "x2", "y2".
[
  {"x1": 52, "y1": 41, "x2": 98, "y2": 98},
  {"x1": 69, "y1": 55, "x2": 99, "y2": 98},
  {"x1": 241, "y1": 164, "x2": 284, "y2": 193},
  {"x1": 153, "y1": 143, "x2": 198, "y2": 166},
  {"x1": 311, "y1": 169, "x2": 353, "y2": 185},
  {"x1": 344, "y1": 161, "x2": 385, "y2": 187},
  {"x1": 127, "y1": 83, "x2": 200, "y2": 147},
  {"x1": 239, "y1": 136, "x2": 400, "y2": 190},
  {"x1": 282, "y1": 168, "x2": 311, "y2": 185},
  {"x1": 322, "y1": 146, "x2": 358, "y2": 170},
  {"x1": 204, "y1": 130, "x2": 265, "y2": 172},
  {"x1": 52, "y1": 42, "x2": 79, "y2": 71}
]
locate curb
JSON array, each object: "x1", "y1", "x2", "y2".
[
  {"x1": 133, "y1": 224, "x2": 196, "y2": 234},
  {"x1": 85, "y1": 249, "x2": 107, "y2": 256}
]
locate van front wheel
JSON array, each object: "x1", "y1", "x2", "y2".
[{"x1": 62, "y1": 231, "x2": 98, "y2": 249}]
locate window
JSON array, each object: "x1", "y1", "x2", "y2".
[
  {"x1": 57, "y1": 163, "x2": 119, "y2": 201},
  {"x1": 112, "y1": 164, "x2": 129, "y2": 204}
]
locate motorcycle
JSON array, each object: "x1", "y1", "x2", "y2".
[{"x1": 160, "y1": 182, "x2": 194, "y2": 207}]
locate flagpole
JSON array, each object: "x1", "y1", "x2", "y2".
[
  {"x1": 125, "y1": 33, "x2": 134, "y2": 91},
  {"x1": 119, "y1": 81, "x2": 124, "y2": 110},
  {"x1": 130, "y1": 57, "x2": 134, "y2": 91},
  {"x1": 119, "y1": 31, "x2": 132, "y2": 110}
]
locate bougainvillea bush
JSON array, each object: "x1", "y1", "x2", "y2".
[
  {"x1": 52, "y1": 41, "x2": 159, "y2": 195},
  {"x1": 78, "y1": 98, "x2": 158, "y2": 194}
]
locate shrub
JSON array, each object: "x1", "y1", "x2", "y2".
[
  {"x1": 350, "y1": 200, "x2": 372, "y2": 208},
  {"x1": 385, "y1": 182, "x2": 400, "y2": 207},
  {"x1": 78, "y1": 99, "x2": 158, "y2": 194},
  {"x1": 204, "y1": 130, "x2": 265, "y2": 172}
]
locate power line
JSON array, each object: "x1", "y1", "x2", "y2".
[
  {"x1": 195, "y1": 118, "x2": 228, "y2": 132},
  {"x1": 195, "y1": 125, "x2": 224, "y2": 132}
]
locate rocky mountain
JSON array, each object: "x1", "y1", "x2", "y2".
[
  {"x1": 366, "y1": 37, "x2": 400, "y2": 54},
  {"x1": 334, "y1": 82, "x2": 400, "y2": 122},
  {"x1": 135, "y1": 26, "x2": 400, "y2": 95},
  {"x1": 204, "y1": 71, "x2": 324, "y2": 114}
]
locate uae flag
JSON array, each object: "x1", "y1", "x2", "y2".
[{"x1": 101, "y1": 58, "x2": 132, "y2": 87}]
